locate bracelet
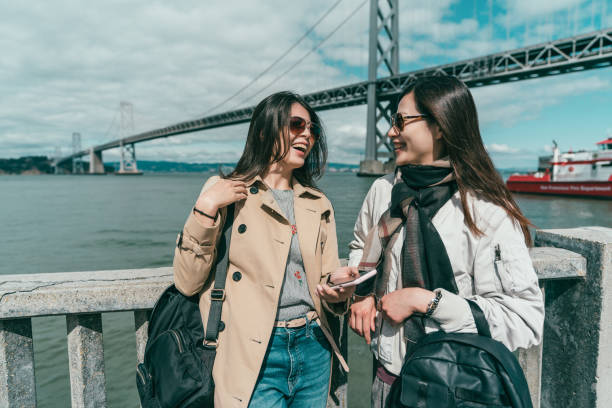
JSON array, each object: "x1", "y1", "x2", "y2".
[
  {"x1": 193, "y1": 207, "x2": 218, "y2": 221},
  {"x1": 425, "y1": 290, "x2": 443, "y2": 317}
]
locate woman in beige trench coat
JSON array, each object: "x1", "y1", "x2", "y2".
[{"x1": 173, "y1": 91, "x2": 356, "y2": 407}]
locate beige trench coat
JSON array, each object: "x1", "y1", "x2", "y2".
[{"x1": 173, "y1": 175, "x2": 348, "y2": 407}]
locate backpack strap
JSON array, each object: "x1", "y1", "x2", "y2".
[
  {"x1": 466, "y1": 299, "x2": 492, "y2": 338},
  {"x1": 204, "y1": 203, "x2": 235, "y2": 347}
]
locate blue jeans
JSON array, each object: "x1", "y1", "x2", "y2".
[{"x1": 248, "y1": 319, "x2": 332, "y2": 408}]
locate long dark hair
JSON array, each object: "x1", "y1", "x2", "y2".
[
  {"x1": 224, "y1": 91, "x2": 327, "y2": 187},
  {"x1": 397, "y1": 76, "x2": 532, "y2": 245}
]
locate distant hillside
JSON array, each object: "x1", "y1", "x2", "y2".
[
  {"x1": 120, "y1": 161, "x2": 235, "y2": 173},
  {"x1": 0, "y1": 157, "x2": 358, "y2": 175},
  {"x1": 0, "y1": 156, "x2": 525, "y2": 177},
  {"x1": 108, "y1": 161, "x2": 359, "y2": 173},
  {"x1": 0, "y1": 156, "x2": 53, "y2": 175}
]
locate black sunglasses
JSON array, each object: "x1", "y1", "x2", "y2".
[
  {"x1": 289, "y1": 116, "x2": 321, "y2": 139},
  {"x1": 391, "y1": 112, "x2": 428, "y2": 131}
]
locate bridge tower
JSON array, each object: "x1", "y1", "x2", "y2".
[
  {"x1": 359, "y1": 0, "x2": 399, "y2": 176},
  {"x1": 117, "y1": 101, "x2": 142, "y2": 175},
  {"x1": 52, "y1": 147, "x2": 65, "y2": 174},
  {"x1": 72, "y1": 132, "x2": 84, "y2": 174}
]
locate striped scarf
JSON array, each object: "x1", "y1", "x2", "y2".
[{"x1": 356, "y1": 160, "x2": 459, "y2": 350}]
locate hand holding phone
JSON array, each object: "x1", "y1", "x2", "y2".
[
  {"x1": 329, "y1": 269, "x2": 377, "y2": 290},
  {"x1": 316, "y1": 266, "x2": 359, "y2": 303}
]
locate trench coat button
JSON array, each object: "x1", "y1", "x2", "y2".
[
  {"x1": 218, "y1": 321, "x2": 225, "y2": 331},
  {"x1": 232, "y1": 271, "x2": 242, "y2": 282},
  {"x1": 250, "y1": 186, "x2": 259, "y2": 194},
  {"x1": 238, "y1": 224, "x2": 247, "y2": 233}
]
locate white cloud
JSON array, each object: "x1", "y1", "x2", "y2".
[
  {"x1": 0, "y1": 0, "x2": 610, "y2": 169},
  {"x1": 0, "y1": 0, "x2": 367, "y2": 160},
  {"x1": 487, "y1": 143, "x2": 520, "y2": 154},
  {"x1": 503, "y1": 0, "x2": 588, "y2": 21},
  {"x1": 472, "y1": 74, "x2": 611, "y2": 127}
]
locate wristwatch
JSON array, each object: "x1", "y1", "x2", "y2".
[{"x1": 425, "y1": 290, "x2": 443, "y2": 317}]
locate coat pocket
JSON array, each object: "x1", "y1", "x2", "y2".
[
  {"x1": 473, "y1": 245, "x2": 502, "y2": 296},
  {"x1": 493, "y1": 244, "x2": 537, "y2": 296},
  {"x1": 316, "y1": 212, "x2": 328, "y2": 254}
]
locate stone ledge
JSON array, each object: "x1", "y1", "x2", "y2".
[
  {"x1": 0, "y1": 268, "x2": 173, "y2": 319},
  {"x1": 529, "y1": 247, "x2": 586, "y2": 280},
  {"x1": 0, "y1": 247, "x2": 587, "y2": 319},
  {"x1": 536, "y1": 226, "x2": 612, "y2": 246}
]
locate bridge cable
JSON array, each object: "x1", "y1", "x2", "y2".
[
  {"x1": 201, "y1": 0, "x2": 344, "y2": 116},
  {"x1": 102, "y1": 110, "x2": 119, "y2": 141},
  {"x1": 238, "y1": 0, "x2": 368, "y2": 107}
]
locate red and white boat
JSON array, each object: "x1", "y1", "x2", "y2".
[{"x1": 506, "y1": 138, "x2": 612, "y2": 198}]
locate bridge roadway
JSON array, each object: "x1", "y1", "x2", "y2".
[{"x1": 58, "y1": 27, "x2": 612, "y2": 164}]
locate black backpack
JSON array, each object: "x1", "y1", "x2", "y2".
[
  {"x1": 136, "y1": 204, "x2": 234, "y2": 408},
  {"x1": 390, "y1": 301, "x2": 534, "y2": 408}
]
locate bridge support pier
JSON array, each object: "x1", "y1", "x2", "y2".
[
  {"x1": 89, "y1": 148, "x2": 105, "y2": 174},
  {"x1": 72, "y1": 132, "x2": 84, "y2": 174},
  {"x1": 359, "y1": 0, "x2": 399, "y2": 177},
  {"x1": 117, "y1": 142, "x2": 142, "y2": 175}
]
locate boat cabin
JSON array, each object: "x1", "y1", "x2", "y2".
[{"x1": 597, "y1": 138, "x2": 612, "y2": 151}]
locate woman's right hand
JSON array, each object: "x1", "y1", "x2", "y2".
[
  {"x1": 194, "y1": 179, "x2": 248, "y2": 222},
  {"x1": 349, "y1": 295, "x2": 377, "y2": 345}
]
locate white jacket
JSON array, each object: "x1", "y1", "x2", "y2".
[{"x1": 348, "y1": 174, "x2": 544, "y2": 375}]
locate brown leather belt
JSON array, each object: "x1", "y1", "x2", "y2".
[{"x1": 274, "y1": 310, "x2": 318, "y2": 328}]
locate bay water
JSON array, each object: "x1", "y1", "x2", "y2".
[{"x1": 1, "y1": 172, "x2": 611, "y2": 407}]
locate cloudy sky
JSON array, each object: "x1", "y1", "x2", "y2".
[{"x1": 1, "y1": 0, "x2": 611, "y2": 168}]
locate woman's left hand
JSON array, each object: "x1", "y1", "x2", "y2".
[
  {"x1": 317, "y1": 284, "x2": 355, "y2": 303},
  {"x1": 316, "y1": 266, "x2": 359, "y2": 303},
  {"x1": 379, "y1": 287, "x2": 435, "y2": 326}
]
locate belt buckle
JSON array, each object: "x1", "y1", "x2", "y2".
[{"x1": 275, "y1": 316, "x2": 307, "y2": 328}]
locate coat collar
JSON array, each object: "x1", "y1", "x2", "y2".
[{"x1": 245, "y1": 175, "x2": 324, "y2": 200}]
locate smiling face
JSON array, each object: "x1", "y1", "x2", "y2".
[
  {"x1": 389, "y1": 92, "x2": 445, "y2": 166},
  {"x1": 278, "y1": 102, "x2": 316, "y2": 170}
]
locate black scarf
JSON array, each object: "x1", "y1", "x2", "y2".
[
  {"x1": 356, "y1": 163, "x2": 459, "y2": 352},
  {"x1": 393, "y1": 164, "x2": 458, "y2": 294}
]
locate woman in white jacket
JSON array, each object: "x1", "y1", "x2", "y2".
[{"x1": 347, "y1": 76, "x2": 544, "y2": 407}]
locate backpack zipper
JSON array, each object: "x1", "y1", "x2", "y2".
[
  {"x1": 136, "y1": 365, "x2": 147, "y2": 384},
  {"x1": 170, "y1": 329, "x2": 184, "y2": 353}
]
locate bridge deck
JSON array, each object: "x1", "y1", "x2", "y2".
[{"x1": 58, "y1": 28, "x2": 612, "y2": 164}]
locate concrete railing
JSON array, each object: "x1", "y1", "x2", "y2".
[{"x1": 1, "y1": 227, "x2": 610, "y2": 408}]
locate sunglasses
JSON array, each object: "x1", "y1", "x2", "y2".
[
  {"x1": 289, "y1": 116, "x2": 321, "y2": 139},
  {"x1": 391, "y1": 112, "x2": 428, "y2": 131}
]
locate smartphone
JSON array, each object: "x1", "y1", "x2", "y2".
[{"x1": 329, "y1": 269, "x2": 377, "y2": 290}]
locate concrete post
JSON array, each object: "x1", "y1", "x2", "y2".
[
  {"x1": 519, "y1": 246, "x2": 587, "y2": 408},
  {"x1": 517, "y1": 301, "x2": 544, "y2": 408},
  {"x1": 0, "y1": 318, "x2": 37, "y2": 407},
  {"x1": 534, "y1": 227, "x2": 612, "y2": 408},
  {"x1": 89, "y1": 148, "x2": 105, "y2": 174},
  {"x1": 67, "y1": 313, "x2": 107, "y2": 407}
]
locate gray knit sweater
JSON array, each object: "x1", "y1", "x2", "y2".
[{"x1": 271, "y1": 189, "x2": 316, "y2": 320}]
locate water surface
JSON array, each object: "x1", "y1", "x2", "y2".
[{"x1": 1, "y1": 173, "x2": 611, "y2": 407}]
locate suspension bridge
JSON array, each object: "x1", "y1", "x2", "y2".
[{"x1": 54, "y1": 1, "x2": 612, "y2": 176}]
